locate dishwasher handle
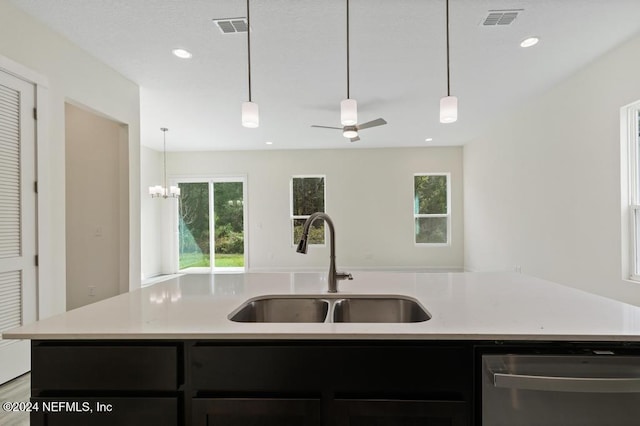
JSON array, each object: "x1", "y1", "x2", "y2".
[{"x1": 494, "y1": 372, "x2": 640, "y2": 393}]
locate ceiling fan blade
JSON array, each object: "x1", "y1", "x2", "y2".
[
  {"x1": 356, "y1": 118, "x2": 387, "y2": 130},
  {"x1": 349, "y1": 136, "x2": 361, "y2": 143},
  {"x1": 311, "y1": 125, "x2": 342, "y2": 130}
]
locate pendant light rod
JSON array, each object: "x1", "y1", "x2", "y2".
[
  {"x1": 246, "y1": 0, "x2": 252, "y2": 102},
  {"x1": 162, "y1": 127, "x2": 168, "y2": 190},
  {"x1": 340, "y1": 0, "x2": 357, "y2": 127},
  {"x1": 346, "y1": 0, "x2": 350, "y2": 99},
  {"x1": 241, "y1": 0, "x2": 258, "y2": 128},
  {"x1": 439, "y1": 0, "x2": 458, "y2": 124},
  {"x1": 445, "y1": 0, "x2": 450, "y2": 96}
]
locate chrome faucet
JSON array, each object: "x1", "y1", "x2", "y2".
[{"x1": 296, "y1": 212, "x2": 353, "y2": 293}]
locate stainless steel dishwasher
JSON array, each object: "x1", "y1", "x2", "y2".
[{"x1": 482, "y1": 353, "x2": 640, "y2": 425}]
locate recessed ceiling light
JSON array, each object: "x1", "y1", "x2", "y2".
[
  {"x1": 172, "y1": 48, "x2": 193, "y2": 59},
  {"x1": 520, "y1": 37, "x2": 539, "y2": 48},
  {"x1": 265, "y1": 141, "x2": 273, "y2": 145},
  {"x1": 425, "y1": 138, "x2": 433, "y2": 142}
]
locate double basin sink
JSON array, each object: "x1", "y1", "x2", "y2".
[{"x1": 229, "y1": 294, "x2": 431, "y2": 323}]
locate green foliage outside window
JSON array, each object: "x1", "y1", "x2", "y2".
[
  {"x1": 414, "y1": 175, "x2": 449, "y2": 244},
  {"x1": 414, "y1": 175, "x2": 447, "y2": 214},
  {"x1": 178, "y1": 182, "x2": 210, "y2": 268},
  {"x1": 213, "y1": 182, "x2": 244, "y2": 256},
  {"x1": 178, "y1": 181, "x2": 245, "y2": 269},
  {"x1": 292, "y1": 177, "x2": 325, "y2": 215},
  {"x1": 292, "y1": 177, "x2": 325, "y2": 244}
]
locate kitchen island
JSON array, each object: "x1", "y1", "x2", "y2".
[{"x1": 5, "y1": 271, "x2": 640, "y2": 425}]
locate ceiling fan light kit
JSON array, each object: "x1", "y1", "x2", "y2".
[{"x1": 343, "y1": 126, "x2": 358, "y2": 138}]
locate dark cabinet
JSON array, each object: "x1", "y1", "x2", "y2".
[
  {"x1": 29, "y1": 340, "x2": 474, "y2": 426},
  {"x1": 30, "y1": 397, "x2": 178, "y2": 426},
  {"x1": 190, "y1": 343, "x2": 473, "y2": 426},
  {"x1": 31, "y1": 343, "x2": 179, "y2": 391},
  {"x1": 192, "y1": 398, "x2": 321, "y2": 426},
  {"x1": 28, "y1": 337, "x2": 640, "y2": 425},
  {"x1": 334, "y1": 399, "x2": 468, "y2": 426},
  {"x1": 30, "y1": 341, "x2": 182, "y2": 426}
]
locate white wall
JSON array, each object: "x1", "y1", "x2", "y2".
[
  {"x1": 141, "y1": 146, "x2": 164, "y2": 279},
  {"x1": 65, "y1": 104, "x2": 128, "y2": 309},
  {"x1": 464, "y1": 31, "x2": 640, "y2": 305},
  {"x1": 0, "y1": 1, "x2": 141, "y2": 317},
  {"x1": 143, "y1": 147, "x2": 463, "y2": 274}
]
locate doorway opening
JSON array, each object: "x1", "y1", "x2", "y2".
[{"x1": 65, "y1": 102, "x2": 129, "y2": 310}]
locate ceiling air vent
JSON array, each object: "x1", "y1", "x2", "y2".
[
  {"x1": 213, "y1": 18, "x2": 248, "y2": 34},
  {"x1": 482, "y1": 9, "x2": 523, "y2": 26}
]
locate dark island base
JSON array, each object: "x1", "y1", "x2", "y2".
[{"x1": 28, "y1": 339, "x2": 640, "y2": 426}]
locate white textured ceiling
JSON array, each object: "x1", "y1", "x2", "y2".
[{"x1": 9, "y1": 0, "x2": 640, "y2": 151}]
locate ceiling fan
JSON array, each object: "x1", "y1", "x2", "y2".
[
  {"x1": 311, "y1": 0, "x2": 387, "y2": 142},
  {"x1": 311, "y1": 118, "x2": 387, "y2": 142}
]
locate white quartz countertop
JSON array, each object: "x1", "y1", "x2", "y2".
[{"x1": 5, "y1": 271, "x2": 640, "y2": 341}]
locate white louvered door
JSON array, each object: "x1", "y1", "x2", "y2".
[{"x1": 0, "y1": 70, "x2": 36, "y2": 385}]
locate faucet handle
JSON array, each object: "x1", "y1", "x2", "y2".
[{"x1": 337, "y1": 272, "x2": 353, "y2": 281}]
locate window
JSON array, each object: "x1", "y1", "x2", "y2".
[
  {"x1": 177, "y1": 178, "x2": 247, "y2": 272},
  {"x1": 291, "y1": 176, "x2": 326, "y2": 245},
  {"x1": 414, "y1": 174, "x2": 450, "y2": 245},
  {"x1": 628, "y1": 106, "x2": 640, "y2": 280}
]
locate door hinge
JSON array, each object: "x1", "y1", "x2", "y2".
[
  {"x1": 33, "y1": 108, "x2": 37, "y2": 120},
  {"x1": 34, "y1": 181, "x2": 38, "y2": 193},
  {"x1": 35, "y1": 255, "x2": 39, "y2": 267}
]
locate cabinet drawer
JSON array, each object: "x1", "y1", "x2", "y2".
[
  {"x1": 32, "y1": 344, "x2": 179, "y2": 391},
  {"x1": 191, "y1": 344, "x2": 471, "y2": 394},
  {"x1": 192, "y1": 398, "x2": 321, "y2": 426},
  {"x1": 335, "y1": 399, "x2": 468, "y2": 426},
  {"x1": 30, "y1": 397, "x2": 178, "y2": 426}
]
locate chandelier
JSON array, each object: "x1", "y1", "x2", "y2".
[{"x1": 148, "y1": 127, "x2": 180, "y2": 198}]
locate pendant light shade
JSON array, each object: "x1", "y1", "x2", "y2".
[
  {"x1": 340, "y1": 99, "x2": 357, "y2": 125},
  {"x1": 242, "y1": 101, "x2": 259, "y2": 128},
  {"x1": 242, "y1": 0, "x2": 259, "y2": 128},
  {"x1": 439, "y1": 96, "x2": 458, "y2": 124}
]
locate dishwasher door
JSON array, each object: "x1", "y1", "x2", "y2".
[{"x1": 482, "y1": 354, "x2": 640, "y2": 426}]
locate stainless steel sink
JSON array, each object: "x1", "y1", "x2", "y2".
[
  {"x1": 229, "y1": 294, "x2": 430, "y2": 323},
  {"x1": 333, "y1": 296, "x2": 431, "y2": 323},
  {"x1": 228, "y1": 296, "x2": 329, "y2": 322}
]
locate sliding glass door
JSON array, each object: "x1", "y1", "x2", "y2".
[{"x1": 177, "y1": 177, "x2": 246, "y2": 272}]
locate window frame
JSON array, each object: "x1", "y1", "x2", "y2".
[
  {"x1": 173, "y1": 175, "x2": 248, "y2": 274},
  {"x1": 413, "y1": 172, "x2": 451, "y2": 247},
  {"x1": 290, "y1": 175, "x2": 327, "y2": 247},
  {"x1": 627, "y1": 104, "x2": 640, "y2": 281}
]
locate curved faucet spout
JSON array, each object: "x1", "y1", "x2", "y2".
[{"x1": 296, "y1": 212, "x2": 352, "y2": 293}]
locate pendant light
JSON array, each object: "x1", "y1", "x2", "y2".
[
  {"x1": 439, "y1": 0, "x2": 458, "y2": 124},
  {"x1": 341, "y1": 0, "x2": 357, "y2": 126},
  {"x1": 149, "y1": 128, "x2": 180, "y2": 198},
  {"x1": 241, "y1": 0, "x2": 259, "y2": 128}
]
